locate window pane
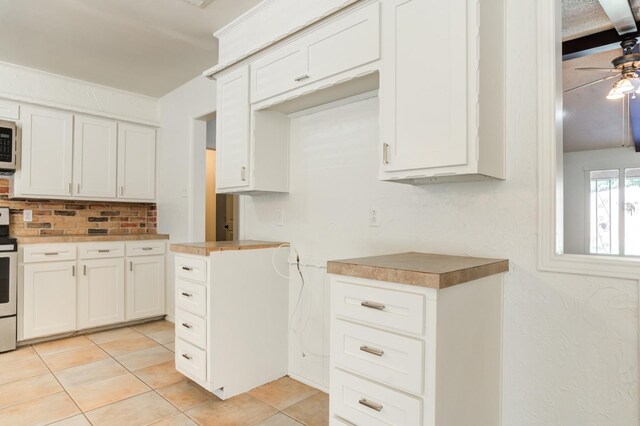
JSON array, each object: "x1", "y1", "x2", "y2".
[
  {"x1": 625, "y1": 168, "x2": 640, "y2": 256},
  {"x1": 590, "y1": 170, "x2": 620, "y2": 255}
]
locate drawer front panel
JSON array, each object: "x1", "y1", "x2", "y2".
[
  {"x1": 332, "y1": 320, "x2": 424, "y2": 395},
  {"x1": 331, "y1": 369, "x2": 422, "y2": 426},
  {"x1": 175, "y1": 256, "x2": 207, "y2": 283},
  {"x1": 176, "y1": 309, "x2": 207, "y2": 349},
  {"x1": 126, "y1": 241, "x2": 166, "y2": 257},
  {"x1": 176, "y1": 278, "x2": 207, "y2": 317},
  {"x1": 23, "y1": 244, "x2": 76, "y2": 263},
  {"x1": 78, "y1": 243, "x2": 125, "y2": 259},
  {"x1": 332, "y1": 279, "x2": 425, "y2": 335},
  {"x1": 251, "y1": 43, "x2": 307, "y2": 103},
  {"x1": 175, "y1": 338, "x2": 207, "y2": 382}
]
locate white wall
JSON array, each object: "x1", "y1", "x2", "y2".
[
  {"x1": 564, "y1": 147, "x2": 640, "y2": 255},
  {"x1": 0, "y1": 61, "x2": 159, "y2": 125},
  {"x1": 158, "y1": 0, "x2": 640, "y2": 423},
  {"x1": 158, "y1": 75, "x2": 216, "y2": 318}
]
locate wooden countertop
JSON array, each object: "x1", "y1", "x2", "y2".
[
  {"x1": 170, "y1": 240, "x2": 287, "y2": 256},
  {"x1": 327, "y1": 252, "x2": 509, "y2": 289},
  {"x1": 17, "y1": 234, "x2": 170, "y2": 244}
]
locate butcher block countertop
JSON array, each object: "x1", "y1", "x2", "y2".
[
  {"x1": 17, "y1": 234, "x2": 170, "y2": 244},
  {"x1": 327, "y1": 252, "x2": 509, "y2": 289},
  {"x1": 170, "y1": 240, "x2": 287, "y2": 256}
]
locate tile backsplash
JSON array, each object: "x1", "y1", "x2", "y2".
[{"x1": 0, "y1": 179, "x2": 157, "y2": 237}]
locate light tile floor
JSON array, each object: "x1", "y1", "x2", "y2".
[{"x1": 0, "y1": 320, "x2": 328, "y2": 426}]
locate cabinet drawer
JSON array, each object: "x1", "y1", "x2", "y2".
[
  {"x1": 175, "y1": 338, "x2": 207, "y2": 383},
  {"x1": 332, "y1": 320, "x2": 424, "y2": 395},
  {"x1": 78, "y1": 242, "x2": 125, "y2": 259},
  {"x1": 175, "y1": 309, "x2": 207, "y2": 349},
  {"x1": 332, "y1": 280, "x2": 425, "y2": 335},
  {"x1": 126, "y1": 241, "x2": 166, "y2": 257},
  {"x1": 176, "y1": 279, "x2": 207, "y2": 317},
  {"x1": 175, "y1": 256, "x2": 207, "y2": 283},
  {"x1": 306, "y1": 1, "x2": 380, "y2": 83},
  {"x1": 23, "y1": 244, "x2": 76, "y2": 263},
  {"x1": 251, "y1": 41, "x2": 307, "y2": 103},
  {"x1": 331, "y1": 369, "x2": 422, "y2": 426}
]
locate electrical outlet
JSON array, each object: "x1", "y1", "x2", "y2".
[
  {"x1": 24, "y1": 210, "x2": 32, "y2": 222},
  {"x1": 369, "y1": 208, "x2": 379, "y2": 227},
  {"x1": 275, "y1": 208, "x2": 284, "y2": 226}
]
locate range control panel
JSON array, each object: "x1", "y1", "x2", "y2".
[{"x1": 0, "y1": 120, "x2": 16, "y2": 170}]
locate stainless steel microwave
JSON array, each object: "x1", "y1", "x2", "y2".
[{"x1": 0, "y1": 120, "x2": 17, "y2": 172}]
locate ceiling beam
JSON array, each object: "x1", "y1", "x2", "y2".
[
  {"x1": 598, "y1": 0, "x2": 638, "y2": 35},
  {"x1": 562, "y1": 28, "x2": 625, "y2": 61}
]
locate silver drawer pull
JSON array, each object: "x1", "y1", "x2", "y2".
[
  {"x1": 181, "y1": 266, "x2": 193, "y2": 271},
  {"x1": 181, "y1": 323, "x2": 193, "y2": 329},
  {"x1": 295, "y1": 74, "x2": 310, "y2": 82},
  {"x1": 181, "y1": 353, "x2": 192, "y2": 360},
  {"x1": 97, "y1": 249, "x2": 111, "y2": 253},
  {"x1": 359, "y1": 399, "x2": 383, "y2": 412},
  {"x1": 360, "y1": 345, "x2": 384, "y2": 357},
  {"x1": 181, "y1": 292, "x2": 193, "y2": 298},
  {"x1": 43, "y1": 252, "x2": 59, "y2": 256},
  {"x1": 142, "y1": 247, "x2": 153, "y2": 251},
  {"x1": 361, "y1": 301, "x2": 386, "y2": 311}
]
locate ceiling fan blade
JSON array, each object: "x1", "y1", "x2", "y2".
[
  {"x1": 575, "y1": 67, "x2": 620, "y2": 72},
  {"x1": 564, "y1": 74, "x2": 620, "y2": 93}
]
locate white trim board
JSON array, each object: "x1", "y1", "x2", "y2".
[
  {"x1": 536, "y1": 0, "x2": 640, "y2": 280},
  {"x1": 0, "y1": 61, "x2": 160, "y2": 126}
]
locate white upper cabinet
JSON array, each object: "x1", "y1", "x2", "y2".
[
  {"x1": 117, "y1": 123, "x2": 156, "y2": 200},
  {"x1": 216, "y1": 65, "x2": 251, "y2": 191},
  {"x1": 19, "y1": 106, "x2": 74, "y2": 197},
  {"x1": 250, "y1": 1, "x2": 380, "y2": 104},
  {"x1": 73, "y1": 115, "x2": 118, "y2": 198},
  {"x1": 379, "y1": 0, "x2": 505, "y2": 183}
]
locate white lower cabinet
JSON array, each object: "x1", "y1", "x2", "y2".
[
  {"x1": 126, "y1": 255, "x2": 165, "y2": 321},
  {"x1": 22, "y1": 261, "x2": 76, "y2": 340},
  {"x1": 173, "y1": 248, "x2": 288, "y2": 400},
  {"x1": 19, "y1": 241, "x2": 166, "y2": 341},
  {"x1": 77, "y1": 258, "x2": 125, "y2": 329},
  {"x1": 329, "y1": 273, "x2": 503, "y2": 426}
]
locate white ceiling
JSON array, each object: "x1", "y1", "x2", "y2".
[
  {"x1": 0, "y1": 0, "x2": 261, "y2": 97},
  {"x1": 563, "y1": 0, "x2": 640, "y2": 40}
]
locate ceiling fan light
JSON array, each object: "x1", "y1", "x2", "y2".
[
  {"x1": 615, "y1": 78, "x2": 635, "y2": 94},
  {"x1": 607, "y1": 88, "x2": 625, "y2": 99}
]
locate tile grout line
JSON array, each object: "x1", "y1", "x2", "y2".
[{"x1": 31, "y1": 343, "x2": 92, "y2": 426}]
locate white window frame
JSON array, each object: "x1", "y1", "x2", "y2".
[
  {"x1": 537, "y1": 0, "x2": 640, "y2": 279},
  {"x1": 584, "y1": 168, "x2": 625, "y2": 256}
]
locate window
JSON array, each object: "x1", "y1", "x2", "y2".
[{"x1": 589, "y1": 168, "x2": 640, "y2": 256}]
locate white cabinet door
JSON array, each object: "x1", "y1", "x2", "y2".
[
  {"x1": 73, "y1": 115, "x2": 118, "y2": 198},
  {"x1": 77, "y1": 258, "x2": 125, "y2": 329},
  {"x1": 126, "y1": 255, "x2": 165, "y2": 320},
  {"x1": 380, "y1": 0, "x2": 469, "y2": 173},
  {"x1": 216, "y1": 65, "x2": 251, "y2": 190},
  {"x1": 251, "y1": 41, "x2": 307, "y2": 103},
  {"x1": 306, "y1": 2, "x2": 380, "y2": 83},
  {"x1": 20, "y1": 106, "x2": 73, "y2": 197},
  {"x1": 117, "y1": 123, "x2": 156, "y2": 200},
  {"x1": 22, "y1": 261, "x2": 76, "y2": 339}
]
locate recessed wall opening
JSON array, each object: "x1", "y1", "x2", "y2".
[{"x1": 200, "y1": 112, "x2": 237, "y2": 242}]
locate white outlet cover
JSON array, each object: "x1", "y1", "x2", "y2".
[
  {"x1": 369, "y1": 208, "x2": 379, "y2": 227},
  {"x1": 275, "y1": 208, "x2": 284, "y2": 226},
  {"x1": 24, "y1": 210, "x2": 33, "y2": 222}
]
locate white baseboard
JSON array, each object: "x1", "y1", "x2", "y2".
[
  {"x1": 287, "y1": 372, "x2": 329, "y2": 394},
  {"x1": 164, "y1": 314, "x2": 175, "y2": 323}
]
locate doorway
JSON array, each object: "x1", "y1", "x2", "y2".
[{"x1": 203, "y1": 115, "x2": 238, "y2": 242}]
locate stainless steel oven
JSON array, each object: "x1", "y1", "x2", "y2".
[{"x1": 0, "y1": 207, "x2": 17, "y2": 352}]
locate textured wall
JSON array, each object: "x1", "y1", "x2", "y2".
[{"x1": 0, "y1": 179, "x2": 157, "y2": 237}]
